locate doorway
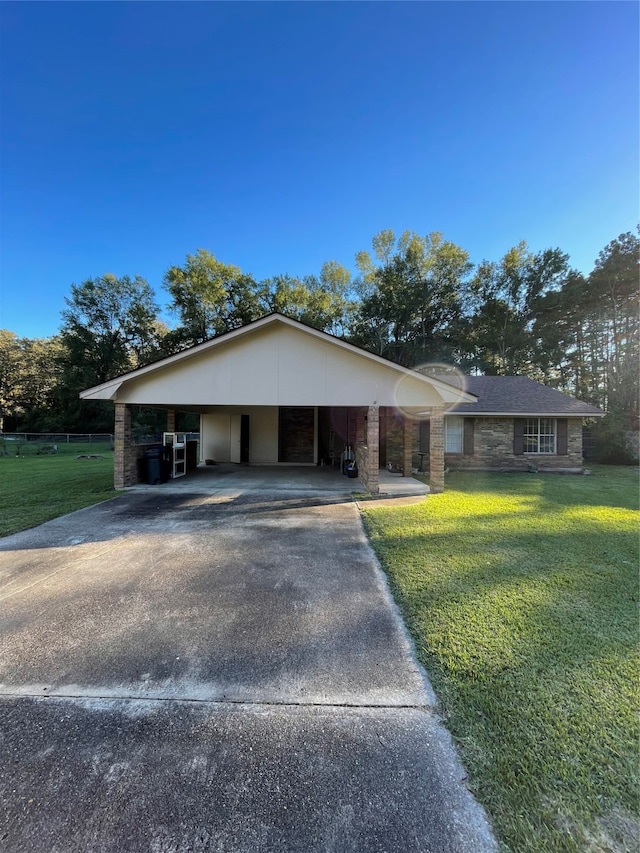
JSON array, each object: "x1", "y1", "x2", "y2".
[{"x1": 230, "y1": 414, "x2": 250, "y2": 464}]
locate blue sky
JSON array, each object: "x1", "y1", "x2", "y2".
[{"x1": 1, "y1": 1, "x2": 637, "y2": 339}]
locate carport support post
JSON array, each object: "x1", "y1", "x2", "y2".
[
  {"x1": 429, "y1": 409, "x2": 445, "y2": 493},
  {"x1": 166, "y1": 409, "x2": 176, "y2": 433},
  {"x1": 114, "y1": 402, "x2": 133, "y2": 490},
  {"x1": 403, "y1": 417, "x2": 413, "y2": 476},
  {"x1": 366, "y1": 405, "x2": 380, "y2": 495}
]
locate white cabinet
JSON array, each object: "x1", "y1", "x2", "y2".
[{"x1": 163, "y1": 432, "x2": 186, "y2": 479}]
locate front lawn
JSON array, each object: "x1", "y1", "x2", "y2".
[
  {"x1": 361, "y1": 466, "x2": 639, "y2": 853},
  {"x1": 0, "y1": 453, "x2": 120, "y2": 537}
]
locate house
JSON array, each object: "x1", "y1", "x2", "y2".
[
  {"x1": 407, "y1": 375, "x2": 604, "y2": 474},
  {"x1": 80, "y1": 314, "x2": 603, "y2": 493}
]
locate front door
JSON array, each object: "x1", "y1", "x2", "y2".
[{"x1": 278, "y1": 407, "x2": 315, "y2": 463}]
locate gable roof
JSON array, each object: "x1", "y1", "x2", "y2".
[
  {"x1": 80, "y1": 313, "x2": 477, "y2": 408},
  {"x1": 449, "y1": 376, "x2": 604, "y2": 417}
]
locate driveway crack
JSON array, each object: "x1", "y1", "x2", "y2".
[{"x1": 0, "y1": 689, "x2": 435, "y2": 712}]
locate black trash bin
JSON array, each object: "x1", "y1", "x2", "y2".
[{"x1": 145, "y1": 446, "x2": 164, "y2": 485}]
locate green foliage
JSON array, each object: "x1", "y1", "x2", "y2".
[
  {"x1": 586, "y1": 231, "x2": 639, "y2": 424},
  {"x1": 351, "y1": 230, "x2": 472, "y2": 365},
  {"x1": 361, "y1": 468, "x2": 639, "y2": 853},
  {"x1": 164, "y1": 250, "x2": 354, "y2": 349},
  {"x1": 56, "y1": 273, "x2": 161, "y2": 431},
  {"x1": 258, "y1": 261, "x2": 353, "y2": 335},
  {"x1": 163, "y1": 249, "x2": 262, "y2": 348},
  {"x1": 0, "y1": 331, "x2": 65, "y2": 431},
  {"x1": 590, "y1": 412, "x2": 638, "y2": 464},
  {"x1": 466, "y1": 243, "x2": 570, "y2": 375},
  {"x1": 2, "y1": 226, "x2": 637, "y2": 435}
]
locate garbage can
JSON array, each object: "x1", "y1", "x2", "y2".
[{"x1": 145, "y1": 446, "x2": 164, "y2": 485}]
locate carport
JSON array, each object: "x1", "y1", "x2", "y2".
[{"x1": 80, "y1": 314, "x2": 475, "y2": 494}]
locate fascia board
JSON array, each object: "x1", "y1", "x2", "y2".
[{"x1": 444, "y1": 410, "x2": 605, "y2": 418}]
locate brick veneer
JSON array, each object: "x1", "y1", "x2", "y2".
[
  {"x1": 403, "y1": 418, "x2": 413, "y2": 476},
  {"x1": 114, "y1": 403, "x2": 132, "y2": 489},
  {"x1": 355, "y1": 405, "x2": 380, "y2": 494},
  {"x1": 379, "y1": 407, "x2": 445, "y2": 491},
  {"x1": 419, "y1": 417, "x2": 584, "y2": 472},
  {"x1": 114, "y1": 402, "x2": 156, "y2": 488},
  {"x1": 383, "y1": 410, "x2": 418, "y2": 470},
  {"x1": 429, "y1": 410, "x2": 445, "y2": 493}
]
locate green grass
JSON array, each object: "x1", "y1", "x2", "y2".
[
  {"x1": 360, "y1": 466, "x2": 639, "y2": 853},
  {"x1": 0, "y1": 453, "x2": 121, "y2": 537}
]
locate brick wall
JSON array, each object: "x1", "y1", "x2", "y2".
[
  {"x1": 384, "y1": 410, "x2": 418, "y2": 471},
  {"x1": 417, "y1": 417, "x2": 584, "y2": 472},
  {"x1": 429, "y1": 410, "x2": 445, "y2": 493},
  {"x1": 355, "y1": 405, "x2": 380, "y2": 494},
  {"x1": 114, "y1": 402, "x2": 158, "y2": 487}
]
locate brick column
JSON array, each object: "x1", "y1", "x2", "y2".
[
  {"x1": 166, "y1": 409, "x2": 176, "y2": 433},
  {"x1": 114, "y1": 402, "x2": 132, "y2": 490},
  {"x1": 402, "y1": 417, "x2": 413, "y2": 476},
  {"x1": 366, "y1": 405, "x2": 380, "y2": 494},
  {"x1": 429, "y1": 409, "x2": 445, "y2": 493},
  {"x1": 355, "y1": 408, "x2": 366, "y2": 448}
]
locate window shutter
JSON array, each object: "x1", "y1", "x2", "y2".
[
  {"x1": 557, "y1": 418, "x2": 568, "y2": 455},
  {"x1": 463, "y1": 418, "x2": 475, "y2": 455},
  {"x1": 419, "y1": 420, "x2": 430, "y2": 453},
  {"x1": 514, "y1": 419, "x2": 524, "y2": 455}
]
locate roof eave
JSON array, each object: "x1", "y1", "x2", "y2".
[{"x1": 449, "y1": 410, "x2": 605, "y2": 418}]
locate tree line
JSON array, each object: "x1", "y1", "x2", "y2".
[{"x1": 1, "y1": 229, "x2": 637, "y2": 459}]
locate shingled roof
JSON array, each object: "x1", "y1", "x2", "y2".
[{"x1": 448, "y1": 376, "x2": 604, "y2": 417}]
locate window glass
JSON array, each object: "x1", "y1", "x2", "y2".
[
  {"x1": 445, "y1": 417, "x2": 463, "y2": 453},
  {"x1": 523, "y1": 417, "x2": 556, "y2": 454}
]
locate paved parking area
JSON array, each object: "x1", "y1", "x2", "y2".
[{"x1": 0, "y1": 482, "x2": 495, "y2": 852}]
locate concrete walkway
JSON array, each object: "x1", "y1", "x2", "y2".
[{"x1": 0, "y1": 483, "x2": 496, "y2": 852}]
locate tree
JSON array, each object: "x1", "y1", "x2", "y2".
[
  {"x1": 258, "y1": 261, "x2": 353, "y2": 334},
  {"x1": 350, "y1": 230, "x2": 472, "y2": 366},
  {"x1": 465, "y1": 243, "x2": 570, "y2": 375},
  {"x1": 164, "y1": 250, "x2": 261, "y2": 349},
  {"x1": 530, "y1": 271, "x2": 589, "y2": 393},
  {"x1": 0, "y1": 331, "x2": 65, "y2": 431},
  {"x1": 0, "y1": 330, "x2": 24, "y2": 431},
  {"x1": 585, "y1": 230, "x2": 639, "y2": 424},
  {"x1": 58, "y1": 274, "x2": 160, "y2": 430}
]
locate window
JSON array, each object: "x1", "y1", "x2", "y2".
[
  {"x1": 523, "y1": 418, "x2": 556, "y2": 454},
  {"x1": 445, "y1": 416, "x2": 464, "y2": 453}
]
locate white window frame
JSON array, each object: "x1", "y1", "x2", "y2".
[
  {"x1": 523, "y1": 417, "x2": 556, "y2": 454},
  {"x1": 445, "y1": 416, "x2": 464, "y2": 454}
]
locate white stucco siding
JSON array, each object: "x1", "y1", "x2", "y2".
[{"x1": 115, "y1": 324, "x2": 451, "y2": 408}]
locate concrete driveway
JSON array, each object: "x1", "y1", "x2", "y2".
[{"x1": 0, "y1": 481, "x2": 496, "y2": 852}]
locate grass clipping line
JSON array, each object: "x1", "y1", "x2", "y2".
[{"x1": 360, "y1": 467, "x2": 639, "y2": 853}]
